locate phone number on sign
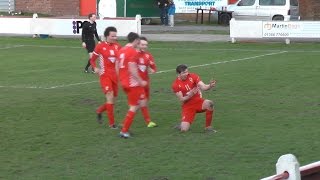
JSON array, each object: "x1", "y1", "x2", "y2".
[{"x1": 264, "y1": 32, "x2": 289, "y2": 37}]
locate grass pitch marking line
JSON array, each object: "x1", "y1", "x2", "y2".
[
  {"x1": 0, "y1": 81, "x2": 99, "y2": 89},
  {"x1": 0, "y1": 85, "x2": 47, "y2": 89},
  {"x1": 43, "y1": 81, "x2": 98, "y2": 89},
  {"x1": 0, "y1": 51, "x2": 287, "y2": 90},
  {"x1": 23, "y1": 45, "x2": 83, "y2": 49},
  {"x1": 0, "y1": 45, "x2": 25, "y2": 50},
  {"x1": 156, "y1": 51, "x2": 288, "y2": 74}
]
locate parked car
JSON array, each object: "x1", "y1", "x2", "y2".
[{"x1": 230, "y1": 0, "x2": 300, "y2": 21}]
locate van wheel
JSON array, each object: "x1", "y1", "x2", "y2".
[
  {"x1": 141, "y1": 18, "x2": 152, "y2": 25},
  {"x1": 272, "y1": 16, "x2": 284, "y2": 21},
  {"x1": 219, "y1": 13, "x2": 231, "y2": 26}
]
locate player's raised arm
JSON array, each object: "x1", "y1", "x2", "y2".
[{"x1": 197, "y1": 80, "x2": 216, "y2": 91}]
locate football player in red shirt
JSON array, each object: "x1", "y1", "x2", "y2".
[
  {"x1": 116, "y1": 32, "x2": 147, "y2": 138},
  {"x1": 137, "y1": 37, "x2": 157, "y2": 128},
  {"x1": 90, "y1": 26, "x2": 121, "y2": 129},
  {"x1": 171, "y1": 64, "x2": 217, "y2": 132}
]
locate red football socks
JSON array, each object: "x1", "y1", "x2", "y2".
[
  {"x1": 141, "y1": 107, "x2": 151, "y2": 124},
  {"x1": 205, "y1": 110, "x2": 214, "y2": 127},
  {"x1": 96, "y1": 104, "x2": 106, "y2": 114},
  {"x1": 121, "y1": 111, "x2": 136, "y2": 133},
  {"x1": 106, "y1": 103, "x2": 115, "y2": 126}
]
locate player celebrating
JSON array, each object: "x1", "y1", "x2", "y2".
[
  {"x1": 90, "y1": 26, "x2": 121, "y2": 129},
  {"x1": 82, "y1": 13, "x2": 101, "y2": 73},
  {"x1": 116, "y1": 32, "x2": 146, "y2": 138},
  {"x1": 171, "y1": 64, "x2": 217, "y2": 132},
  {"x1": 137, "y1": 37, "x2": 157, "y2": 128}
]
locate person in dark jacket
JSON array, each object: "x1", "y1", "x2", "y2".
[
  {"x1": 82, "y1": 13, "x2": 101, "y2": 73},
  {"x1": 157, "y1": 0, "x2": 169, "y2": 25}
]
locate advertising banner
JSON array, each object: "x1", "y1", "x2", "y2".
[
  {"x1": 263, "y1": 21, "x2": 320, "y2": 38},
  {"x1": 175, "y1": 0, "x2": 215, "y2": 13}
]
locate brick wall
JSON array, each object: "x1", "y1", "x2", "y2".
[
  {"x1": 299, "y1": 0, "x2": 320, "y2": 20},
  {"x1": 15, "y1": 0, "x2": 52, "y2": 15},
  {"x1": 15, "y1": 0, "x2": 79, "y2": 16},
  {"x1": 51, "y1": 0, "x2": 79, "y2": 16}
]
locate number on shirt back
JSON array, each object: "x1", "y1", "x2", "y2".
[{"x1": 119, "y1": 53, "x2": 125, "y2": 68}]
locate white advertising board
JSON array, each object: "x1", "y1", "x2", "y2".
[
  {"x1": 0, "y1": 17, "x2": 141, "y2": 36},
  {"x1": 262, "y1": 21, "x2": 320, "y2": 38},
  {"x1": 230, "y1": 19, "x2": 320, "y2": 43},
  {"x1": 230, "y1": 19, "x2": 263, "y2": 38},
  {"x1": 0, "y1": 18, "x2": 32, "y2": 34}
]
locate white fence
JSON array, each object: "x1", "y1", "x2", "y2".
[
  {"x1": 261, "y1": 154, "x2": 320, "y2": 180},
  {"x1": 0, "y1": 15, "x2": 141, "y2": 37},
  {"x1": 230, "y1": 19, "x2": 320, "y2": 44}
]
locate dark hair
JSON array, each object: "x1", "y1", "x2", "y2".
[
  {"x1": 176, "y1": 64, "x2": 188, "y2": 74},
  {"x1": 127, "y1": 32, "x2": 140, "y2": 43},
  {"x1": 88, "y1": 13, "x2": 95, "y2": 19},
  {"x1": 139, "y1": 36, "x2": 148, "y2": 41},
  {"x1": 104, "y1": 26, "x2": 117, "y2": 37}
]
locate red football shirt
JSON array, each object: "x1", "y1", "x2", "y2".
[
  {"x1": 90, "y1": 42, "x2": 121, "y2": 81},
  {"x1": 117, "y1": 44, "x2": 140, "y2": 88},
  {"x1": 172, "y1": 73, "x2": 203, "y2": 107},
  {"x1": 137, "y1": 51, "x2": 157, "y2": 81}
]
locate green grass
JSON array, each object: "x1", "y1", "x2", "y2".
[{"x1": 0, "y1": 37, "x2": 319, "y2": 180}]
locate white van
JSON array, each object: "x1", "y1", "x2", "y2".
[{"x1": 230, "y1": 0, "x2": 299, "y2": 21}]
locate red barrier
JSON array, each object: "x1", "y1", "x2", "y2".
[
  {"x1": 301, "y1": 162, "x2": 320, "y2": 180},
  {"x1": 271, "y1": 171, "x2": 289, "y2": 180},
  {"x1": 80, "y1": 0, "x2": 96, "y2": 16},
  {"x1": 262, "y1": 161, "x2": 320, "y2": 180}
]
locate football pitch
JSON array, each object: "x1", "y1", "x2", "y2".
[{"x1": 0, "y1": 37, "x2": 319, "y2": 179}]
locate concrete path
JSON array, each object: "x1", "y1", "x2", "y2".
[
  {"x1": 142, "y1": 25, "x2": 229, "y2": 32},
  {"x1": 141, "y1": 24, "x2": 230, "y2": 42},
  {"x1": 143, "y1": 34, "x2": 230, "y2": 42}
]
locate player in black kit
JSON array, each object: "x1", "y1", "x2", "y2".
[{"x1": 82, "y1": 13, "x2": 101, "y2": 73}]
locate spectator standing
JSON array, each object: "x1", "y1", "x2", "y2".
[
  {"x1": 157, "y1": 0, "x2": 169, "y2": 26},
  {"x1": 168, "y1": 0, "x2": 176, "y2": 27}
]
